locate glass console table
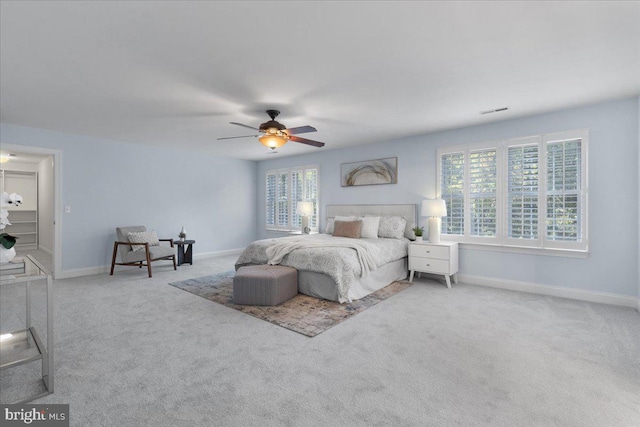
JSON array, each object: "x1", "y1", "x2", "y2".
[{"x1": 0, "y1": 255, "x2": 53, "y2": 404}]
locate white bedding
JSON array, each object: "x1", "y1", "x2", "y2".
[
  {"x1": 266, "y1": 236, "x2": 381, "y2": 276},
  {"x1": 235, "y1": 234, "x2": 409, "y2": 303}
]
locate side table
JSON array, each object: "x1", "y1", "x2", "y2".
[
  {"x1": 0, "y1": 255, "x2": 53, "y2": 404},
  {"x1": 408, "y1": 241, "x2": 459, "y2": 288},
  {"x1": 173, "y1": 240, "x2": 195, "y2": 266}
]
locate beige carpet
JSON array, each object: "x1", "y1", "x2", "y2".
[{"x1": 169, "y1": 271, "x2": 412, "y2": 336}]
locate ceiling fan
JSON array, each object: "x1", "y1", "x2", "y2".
[{"x1": 218, "y1": 110, "x2": 325, "y2": 150}]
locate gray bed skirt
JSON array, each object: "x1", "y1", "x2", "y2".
[{"x1": 298, "y1": 258, "x2": 408, "y2": 302}]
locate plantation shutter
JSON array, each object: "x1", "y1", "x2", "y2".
[
  {"x1": 507, "y1": 143, "x2": 539, "y2": 240},
  {"x1": 546, "y1": 138, "x2": 581, "y2": 242},
  {"x1": 291, "y1": 170, "x2": 303, "y2": 227},
  {"x1": 469, "y1": 148, "x2": 497, "y2": 237},
  {"x1": 265, "y1": 166, "x2": 319, "y2": 231},
  {"x1": 304, "y1": 168, "x2": 319, "y2": 228},
  {"x1": 265, "y1": 172, "x2": 277, "y2": 228},
  {"x1": 276, "y1": 171, "x2": 289, "y2": 227},
  {"x1": 437, "y1": 129, "x2": 586, "y2": 252},
  {"x1": 440, "y1": 152, "x2": 465, "y2": 236}
]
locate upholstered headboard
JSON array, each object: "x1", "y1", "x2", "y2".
[{"x1": 325, "y1": 204, "x2": 417, "y2": 239}]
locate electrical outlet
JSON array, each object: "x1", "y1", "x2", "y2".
[{"x1": 64, "y1": 205, "x2": 71, "y2": 214}]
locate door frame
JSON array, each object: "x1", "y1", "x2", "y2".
[{"x1": 2, "y1": 143, "x2": 62, "y2": 278}]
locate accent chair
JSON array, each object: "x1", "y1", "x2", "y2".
[{"x1": 110, "y1": 226, "x2": 177, "y2": 278}]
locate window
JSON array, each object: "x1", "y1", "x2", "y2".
[
  {"x1": 266, "y1": 165, "x2": 319, "y2": 231},
  {"x1": 437, "y1": 130, "x2": 588, "y2": 253},
  {"x1": 441, "y1": 152, "x2": 465, "y2": 236}
]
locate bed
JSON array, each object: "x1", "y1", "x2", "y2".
[{"x1": 235, "y1": 204, "x2": 416, "y2": 303}]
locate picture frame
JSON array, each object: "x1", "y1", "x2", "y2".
[{"x1": 341, "y1": 157, "x2": 398, "y2": 187}]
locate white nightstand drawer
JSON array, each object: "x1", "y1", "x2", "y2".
[
  {"x1": 409, "y1": 257, "x2": 450, "y2": 274},
  {"x1": 409, "y1": 244, "x2": 450, "y2": 260}
]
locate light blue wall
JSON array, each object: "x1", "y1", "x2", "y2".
[
  {"x1": 0, "y1": 124, "x2": 257, "y2": 272},
  {"x1": 257, "y1": 96, "x2": 640, "y2": 298}
]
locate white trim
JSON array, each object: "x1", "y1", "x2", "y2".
[
  {"x1": 1, "y1": 143, "x2": 62, "y2": 279},
  {"x1": 57, "y1": 265, "x2": 109, "y2": 279},
  {"x1": 458, "y1": 274, "x2": 638, "y2": 309},
  {"x1": 56, "y1": 248, "x2": 245, "y2": 279},
  {"x1": 456, "y1": 242, "x2": 589, "y2": 259},
  {"x1": 37, "y1": 245, "x2": 53, "y2": 255},
  {"x1": 193, "y1": 248, "x2": 244, "y2": 260}
]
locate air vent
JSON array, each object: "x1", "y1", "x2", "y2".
[{"x1": 480, "y1": 107, "x2": 509, "y2": 115}]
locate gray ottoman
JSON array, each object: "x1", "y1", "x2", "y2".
[{"x1": 233, "y1": 265, "x2": 298, "y2": 306}]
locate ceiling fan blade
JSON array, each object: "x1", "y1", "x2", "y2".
[
  {"x1": 289, "y1": 135, "x2": 325, "y2": 147},
  {"x1": 230, "y1": 122, "x2": 260, "y2": 131},
  {"x1": 286, "y1": 125, "x2": 317, "y2": 135},
  {"x1": 217, "y1": 135, "x2": 258, "y2": 140}
]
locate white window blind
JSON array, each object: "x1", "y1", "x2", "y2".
[
  {"x1": 440, "y1": 152, "x2": 465, "y2": 236},
  {"x1": 469, "y1": 149, "x2": 497, "y2": 237},
  {"x1": 546, "y1": 138, "x2": 581, "y2": 242},
  {"x1": 265, "y1": 165, "x2": 319, "y2": 231},
  {"x1": 265, "y1": 173, "x2": 277, "y2": 228},
  {"x1": 437, "y1": 129, "x2": 588, "y2": 253},
  {"x1": 507, "y1": 142, "x2": 539, "y2": 242}
]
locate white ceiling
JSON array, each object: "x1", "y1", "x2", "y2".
[{"x1": 1, "y1": 1, "x2": 639, "y2": 161}]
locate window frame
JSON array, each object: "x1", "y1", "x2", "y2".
[
  {"x1": 436, "y1": 129, "x2": 589, "y2": 255},
  {"x1": 265, "y1": 165, "x2": 320, "y2": 232}
]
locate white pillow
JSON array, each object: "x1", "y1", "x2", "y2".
[
  {"x1": 326, "y1": 215, "x2": 356, "y2": 235},
  {"x1": 128, "y1": 230, "x2": 160, "y2": 252},
  {"x1": 359, "y1": 216, "x2": 380, "y2": 239},
  {"x1": 378, "y1": 216, "x2": 407, "y2": 239}
]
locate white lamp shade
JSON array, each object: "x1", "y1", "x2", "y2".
[
  {"x1": 296, "y1": 201, "x2": 314, "y2": 216},
  {"x1": 421, "y1": 199, "x2": 447, "y2": 217}
]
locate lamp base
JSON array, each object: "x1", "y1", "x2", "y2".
[
  {"x1": 301, "y1": 216, "x2": 310, "y2": 234},
  {"x1": 428, "y1": 217, "x2": 441, "y2": 243}
]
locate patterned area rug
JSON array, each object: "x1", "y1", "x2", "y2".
[{"x1": 169, "y1": 271, "x2": 412, "y2": 337}]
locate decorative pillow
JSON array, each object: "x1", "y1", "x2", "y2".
[
  {"x1": 333, "y1": 220, "x2": 362, "y2": 239},
  {"x1": 326, "y1": 215, "x2": 356, "y2": 235},
  {"x1": 128, "y1": 230, "x2": 160, "y2": 252},
  {"x1": 359, "y1": 216, "x2": 380, "y2": 239},
  {"x1": 378, "y1": 216, "x2": 407, "y2": 239}
]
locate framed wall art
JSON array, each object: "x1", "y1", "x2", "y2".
[{"x1": 341, "y1": 157, "x2": 398, "y2": 187}]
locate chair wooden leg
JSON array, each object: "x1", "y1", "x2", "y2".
[
  {"x1": 172, "y1": 255, "x2": 177, "y2": 270},
  {"x1": 110, "y1": 242, "x2": 118, "y2": 275},
  {"x1": 145, "y1": 246, "x2": 152, "y2": 278}
]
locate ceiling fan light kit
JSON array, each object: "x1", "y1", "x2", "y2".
[
  {"x1": 219, "y1": 109, "x2": 326, "y2": 151},
  {"x1": 259, "y1": 134, "x2": 288, "y2": 149}
]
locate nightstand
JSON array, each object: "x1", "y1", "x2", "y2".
[
  {"x1": 173, "y1": 240, "x2": 195, "y2": 266},
  {"x1": 408, "y1": 241, "x2": 459, "y2": 288},
  {"x1": 288, "y1": 231, "x2": 319, "y2": 235}
]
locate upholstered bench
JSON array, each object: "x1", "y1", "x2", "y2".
[{"x1": 233, "y1": 265, "x2": 298, "y2": 306}]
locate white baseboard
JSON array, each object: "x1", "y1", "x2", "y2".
[
  {"x1": 56, "y1": 265, "x2": 110, "y2": 279},
  {"x1": 458, "y1": 274, "x2": 639, "y2": 309},
  {"x1": 56, "y1": 248, "x2": 245, "y2": 280},
  {"x1": 193, "y1": 248, "x2": 244, "y2": 260}
]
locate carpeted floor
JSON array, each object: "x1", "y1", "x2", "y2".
[
  {"x1": 169, "y1": 271, "x2": 412, "y2": 337},
  {"x1": 1, "y1": 255, "x2": 639, "y2": 426}
]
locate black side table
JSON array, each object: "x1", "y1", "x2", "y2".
[{"x1": 173, "y1": 240, "x2": 195, "y2": 266}]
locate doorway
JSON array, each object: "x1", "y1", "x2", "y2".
[{"x1": 0, "y1": 144, "x2": 61, "y2": 278}]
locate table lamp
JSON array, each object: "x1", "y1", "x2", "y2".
[
  {"x1": 296, "y1": 201, "x2": 314, "y2": 234},
  {"x1": 422, "y1": 199, "x2": 447, "y2": 243}
]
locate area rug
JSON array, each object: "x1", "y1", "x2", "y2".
[{"x1": 169, "y1": 271, "x2": 412, "y2": 337}]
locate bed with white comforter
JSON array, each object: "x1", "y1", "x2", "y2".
[{"x1": 235, "y1": 204, "x2": 417, "y2": 303}]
